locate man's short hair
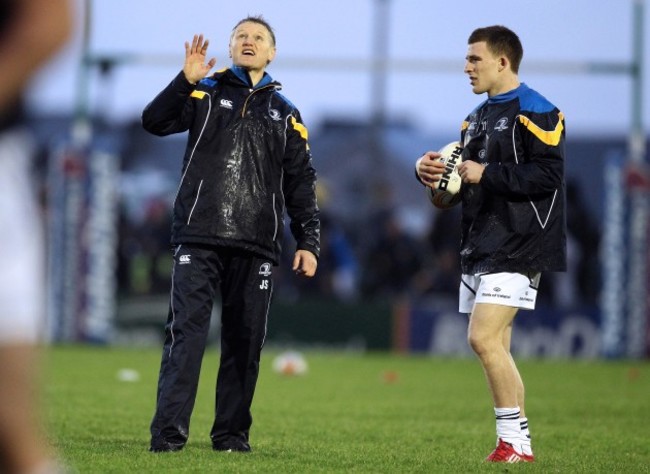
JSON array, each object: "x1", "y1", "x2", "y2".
[
  {"x1": 468, "y1": 25, "x2": 523, "y2": 73},
  {"x1": 231, "y1": 15, "x2": 276, "y2": 47}
]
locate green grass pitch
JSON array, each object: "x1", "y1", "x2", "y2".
[{"x1": 45, "y1": 345, "x2": 649, "y2": 473}]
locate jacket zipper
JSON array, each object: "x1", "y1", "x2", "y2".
[
  {"x1": 242, "y1": 84, "x2": 280, "y2": 241},
  {"x1": 241, "y1": 84, "x2": 276, "y2": 117}
]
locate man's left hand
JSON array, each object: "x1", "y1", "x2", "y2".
[
  {"x1": 293, "y1": 250, "x2": 317, "y2": 277},
  {"x1": 458, "y1": 160, "x2": 485, "y2": 184}
]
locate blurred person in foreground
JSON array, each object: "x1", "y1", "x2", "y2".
[
  {"x1": 142, "y1": 16, "x2": 320, "y2": 453},
  {"x1": 415, "y1": 25, "x2": 566, "y2": 462},
  {"x1": 0, "y1": 0, "x2": 73, "y2": 472}
]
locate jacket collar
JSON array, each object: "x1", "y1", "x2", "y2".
[
  {"x1": 487, "y1": 83, "x2": 528, "y2": 104},
  {"x1": 230, "y1": 65, "x2": 275, "y2": 89}
]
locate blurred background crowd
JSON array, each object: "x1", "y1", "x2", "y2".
[{"x1": 20, "y1": 0, "x2": 650, "y2": 356}]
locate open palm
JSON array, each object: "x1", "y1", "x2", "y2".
[{"x1": 183, "y1": 34, "x2": 217, "y2": 84}]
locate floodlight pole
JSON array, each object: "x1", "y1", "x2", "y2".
[
  {"x1": 371, "y1": 0, "x2": 389, "y2": 129},
  {"x1": 630, "y1": 0, "x2": 645, "y2": 165},
  {"x1": 367, "y1": 0, "x2": 391, "y2": 206},
  {"x1": 625, "y1": 0, "x2": 648, "y2": 358},
  {"x1": 72, "y1": 0, "x2": 92, "y2": 146}
]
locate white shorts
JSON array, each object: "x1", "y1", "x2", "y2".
[
  {"x1": 0, "y1": 129, "x2": 46, "y2": 344},
  {"x1": 459, "y1": 272, "x2": 541, "y2": 314}
]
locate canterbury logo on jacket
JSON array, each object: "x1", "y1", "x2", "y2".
[{"x1": 142, "y1": 66, "x2": 320, "y2": 264}]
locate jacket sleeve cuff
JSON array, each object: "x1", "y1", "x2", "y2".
[
  {"x1": 297, "y1": 244, "x2": 320, "y2": 260},
  {"x1": 173, "y1": 70, "x2": 197, "y2": 91}
]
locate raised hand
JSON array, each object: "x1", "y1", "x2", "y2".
[{"x1": 183, "y1": 34, "x2": 217, "y2": 84}]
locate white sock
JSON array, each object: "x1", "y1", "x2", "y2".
[
  {"x1": 494, "y1": 407, "x2": 523, "y2": 453},
  {"x1": 519, "y1": 417, "x2": 533, "y2": 456}
]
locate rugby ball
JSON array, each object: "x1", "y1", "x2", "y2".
[{"x1": 426, "y1": 141, "x2": 463, "y2": 209}]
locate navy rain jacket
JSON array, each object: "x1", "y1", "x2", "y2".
[{"x1": 142, "y1": 67, "x2": 320, "y2": 264}]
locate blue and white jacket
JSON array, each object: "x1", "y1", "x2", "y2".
[{"x1": 459, "y1": 83, "x2": 567, "y2": 274}]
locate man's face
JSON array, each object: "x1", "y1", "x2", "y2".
[
  {"x1": 464, "y1": 41, "x2": 501, "y2": 96},
  {"x1": 229, "y1": 21, "x2": 276, "y2": 73}
]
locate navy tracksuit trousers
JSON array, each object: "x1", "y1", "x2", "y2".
[{"x1": 150, "y1": 244, "x2": 274, "y2": 447}]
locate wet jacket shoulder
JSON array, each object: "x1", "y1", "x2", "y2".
[
  {"x1": 141, "y1": 67, "x2": 320, "y2": 264},
  {"x1": 459, "y1": 83, "x2": 567, "y2": 274}
]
